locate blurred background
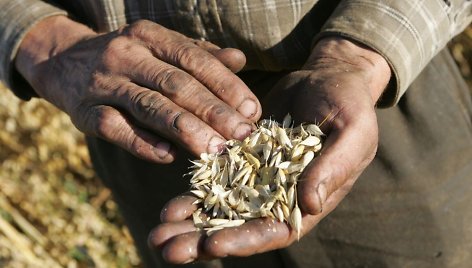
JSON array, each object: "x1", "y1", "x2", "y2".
[{"x1": 0, "y1": 27, "x2": 471, "y2": 267}]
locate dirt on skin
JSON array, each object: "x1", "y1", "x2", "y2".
[{"x1": 0, "y1": 26, "x2": 471, "y2": 267}]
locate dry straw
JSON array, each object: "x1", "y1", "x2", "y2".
[{"x1": 186, "y1": 114, "x2": 324, "y2": 238}]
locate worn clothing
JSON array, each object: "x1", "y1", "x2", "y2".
[
  {"x1": 1, "y1": 0, "x2": 472, "y2": 106},
  {"x1": 1, "y1": 0, "x2": 472, "y2": 267},
  {"x1": 87, "y1": 49, "x2": 472, "y2": 267}
]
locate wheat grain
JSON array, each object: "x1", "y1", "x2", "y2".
[{"x1": 186, "y1": 114, "x2": 324, "y2": 239}]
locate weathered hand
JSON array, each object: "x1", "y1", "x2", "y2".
[
  {"x1": 262, "y1": 37, "x2": 391, "y2": 216},
  {"x1": 148, "y1": 37, "x2": 391, "y2": 263},
  {"x1": 15, "y1": 16, "x2": 261, "y2": 163}
]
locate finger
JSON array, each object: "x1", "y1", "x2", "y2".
[
  {"x1": 106, "y1": 83, "x2": 228, "y2": 155},
  {"x1": 298, "y1": 112, "x2": 378, "y2": 215},
  {"x1": 161, "y1": 231, "x2": 209, "y2": 264},
  {"x1": 123, "y1": 22, "x2": 261, "y2": 120},
  {"x1": 200, "y1": 187, "x2": 358, "y2": 261},
  {"x1": 209, "y1": 48, "x2": 247, "y2": 73},
  {"x1": 121, "y1": 58, "x2": 255, "y2": 141},
  {"x1": 204, "y1": 218, "x2": 291, "y2": 258},
  {"x1": 74, "y1": 104, "x2": 177, "y2": 163},
  {"x1": 192, "y1": 40, "x2": 246, "y2": 73},
  {"x1": 161, "y1": 194, "x2": 199, "y2": 222},
  {"x1": 163, "y1": 44, "x2": 261, "y2": 120},
  {"x1": 148, "y1": 220, "x2": 198, "y2": 249}
]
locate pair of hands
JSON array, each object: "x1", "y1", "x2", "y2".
[{"x1": 16, "y1": 16, "x2": 390, "y2": 264}]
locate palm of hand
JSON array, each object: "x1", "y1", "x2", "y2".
[{"x1": 148, "y1": 44, "x2": 389, "y2": 263}]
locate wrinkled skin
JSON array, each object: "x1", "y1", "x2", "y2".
[
  {"x1": 148, "y1": 38, "x2": 391, "y2": 264},
  {"x1": 15, "y1": 16, "x2": 262, "y2": 163},
  {"x1": 16, "y1": 15, "x2": 391, "y2": 265}
]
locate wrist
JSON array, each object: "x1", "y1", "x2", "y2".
[
  {"x1": 305, "y1": 36, "x2": 391, "y2": 103},
  {"x1": 15, "y1": 15, "x2": 96, "y2": 93}
]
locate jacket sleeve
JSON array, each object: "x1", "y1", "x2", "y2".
[
  {"x1": 315, "y1": 0, "x2": 472, "y2": 107},
  {"x1": 0, "y1": 0, "x2": 67, "y2": 100}
]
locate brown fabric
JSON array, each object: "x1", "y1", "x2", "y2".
[
  {"x1": 87, "y1": 49, "x2": 472, "y2": 267},
  {"x1": 1, "y1": 0, "x2": 472, "y2": 105},
  {"x1": 315, "y1": 0, "x2": 472, "y2": 106},
  {"x1": 1, "y1": 0, "x2": 471, "y2": 267},
  {"x1": 287, "y1": 49, "x2": 472, "y2": 268}
]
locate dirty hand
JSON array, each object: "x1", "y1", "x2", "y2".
[
  {"x1": 15, "y1": 16, "x2": 261, "y2": 163},
  {"x1": 148, "y1": 37, "x2": 391, "y2": 263}
]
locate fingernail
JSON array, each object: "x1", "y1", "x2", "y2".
[
  {"x1": 208, "y1": 136, "x2": 225, "y2": 153},
  {"x1": 183, "y1": 258, "x2": 195, "y2": 264},
  {"x1": 237, "y1": 99, "x2": 257, "y2": 119},
  {"x1": 317, "y1": 183, "x2": 327, "y2": 208},
  {"x1": 233, "y1": 123, "x2": 252, "y2": 140},
  {"x1": 154, "y1": 142, "x2": 170, "y2": 159},
  {"x1": 312, "y1": 191, "x2": 323, "y2": 214}
]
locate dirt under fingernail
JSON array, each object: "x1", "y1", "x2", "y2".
[
  {"x1": 208, "y1": 136, "x2": 225, "y2": 153},
  {"x1": 154, "y1": 142, "x2": 171, "y2": 158}
]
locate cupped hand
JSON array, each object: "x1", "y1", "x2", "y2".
[
  {"x1": 15, "y1": 16, "x2": 261, "y2": 163},
  {"x1": 148, "y1": 37, "x2": 391, "y2": 263}
]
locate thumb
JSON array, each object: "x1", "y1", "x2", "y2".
[{"x1": 298, "y1": 114, "x2": 378, "y2": 215}]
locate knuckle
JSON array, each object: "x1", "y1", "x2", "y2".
[
  {"x1": 173, "y1": 44, "x2": 234, "y2": 91},
  {"x1": 101, "y1": 37, "x2": 136, "y2": 67},
  {"x1": 74, "y1": 105, "x2": 115, "y2": 138},
  {"x1": 190, "y1": 39, "x2": 220, "y2": 52},
  {"x1": 126, "y1": 19, "x2": 157, "y2": 37},
  {"x1": 202, "y1": 102, "x2": 228, "y2": 123},
  {"x1": 90, "y1": 73, "x2": 123, "y2": 94},
  {"x1": 92, "y1": 108, "x2": 114, "y2": 138},
  {"x1": 166, "y1": 111, "x2": 183, "y2": 132},
  {"x1": 130, "y1": 90, "x2": 168, "y2": 122},
  {"x1": 103, "y1": 36, "x2": 127, "y2": 56},
  {"x1": 174, "y1": 44, "x2": 208, "y2": 70},
  {"x1": 166, "y1": 112, "x2": 206, "y2": 144},
  {"x1": 156, "y1": 69, "x2": 195, "y2": 97},
  {"x1": 128, "y1": 134, "x2": 142, "y2": 155}
]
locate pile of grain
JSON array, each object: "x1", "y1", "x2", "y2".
[{"x1": 188, "y1": 115, "x2": 324, "y2": 238}]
